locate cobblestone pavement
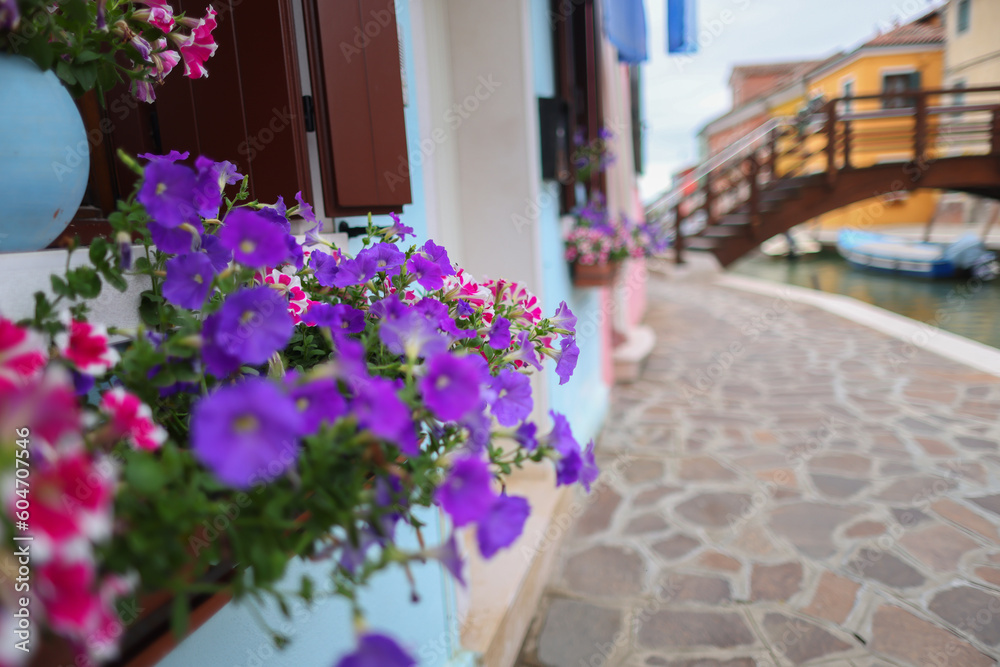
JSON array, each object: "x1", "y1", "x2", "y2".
[{"x1": 518, "y1": 273, "x2": 1000, "y2": 667}]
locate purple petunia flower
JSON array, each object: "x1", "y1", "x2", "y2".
[
  {"x1": 415, "y1": 299, "x2": 476, "y2": 340},
  {"x1": 579, "y1": 440, "x2": 599, "y2": 492},
  {"x1": 549, "y1": 411, "x2": 583, "y2": 486},
  {"x1": 202, "y1": 287, "x2": 293, "y2": 377},
  {"x1": 420, "y1": 239, "x2": 454, "y2": 276},
  {"x1": 1, "y1": 0, "x2": 22, "y2": 32},
  {"x1": 339, "y1": 534, "x2": 375, "y2": 576},
  {"x1": 429, "y1": 532, "x2": 466, "y2": 586},
  {"x1": 332, "y1": 253, "x2": 378, "y2": 288},
  {"x1": 487, "y1": 316, "x2": 512, "y2": 350},
  {"x1": 379, "y1": 308, "x2": 448, "y2": 359},
  {"x1": 514, "y1": 422, "x2": 538, "y2": 451},
  {"x1": 201, "y1": 233, "x2": 233, "y2": 271},
  {"x1": 305, "y1": 303, "x2": 365, "y2": 333},
  {"x1": 507, "y1": 331, "x2": 542, "y2": 370},
  {"x1": 555, "y1": 336, "x2": 579, "y2": 385},
  {"x1": 190, "y1": 378, "x2": 302, "y2": 488},
  {"x1": 336, "y1": 633, "x2": 416, "y2": 667},
  {"x1": 310, "y1": 250, "x2": 341, "y2": 287},
  {"x1": 286, "y1": 235, "x2": 305, "y2": 271},
  {"x1": 219, "y1": 208, "x2": 291, "y2": 268},
  {"x1": 406, "y1": 254, "x2": 445, "y2": 291},
  {"x1": 139, "y1": 150, "x2": 191, "y2": 163},
  {"x1": 455, "y1": 299, "x2": 475, "y2": 318},
  {"x1": 477, "y1": 494, "x2": 531, "y2": 559},
  {"x1": 419, "y1": 353, "x2": 484, "y2": 422},
  {"x1": 287, "y1": 376, "x2": 347, "y2": 435},
  {"x1": 163, "y1": 252, "x2": 215, "y2": 309},
  {"x1": 551, "y1": 301, "x2": 577, "y2": 334},
  {"x1": 358, "y1": 243, "x2": 405, "y2": 277},
  {"x1": 387, "y1": 211, "x2": 415, "y2": 242},
  {"x1": 351, "y1": 376, "x2": 418, "y2": 455},
  {"x1": 489, "y1": 369, "x2": 532, "y2": 427},
  {"x1": 138, "y1": 160, "x2": 201, "y2": 228},
  {"x1": 149, "y1": 219, "x2": 203, "y2": 255},
  {"x1": 193, "y1": 156, "x2": 229, "y2": 219},
  {"x1": 435, "y1": 455, "x2": 495, "y2": 527}
]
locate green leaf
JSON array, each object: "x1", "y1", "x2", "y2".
[
  {"x1": 89, "y1": 237, "x2": 108, "y2": 265},
  {"x1": 139, "y1": 293, "x2": 161, "y2": 327},
  {"x1": 50, "y1": 275, "x2": 72, "y2": 298},
  {"x1": 55, "y1": 60, "x2": 77, "y2": 86},
  {"x1": 124, "y1": 454, "x2": 167, "y2": 494},
  {"x1": 170, "y1": 594, "x2": 189, "y2": 638},
  {"x1": 73, "y1": 62, "x2": 98, "y2": 93},
  {"x1": 67, "y1": 266, "x2": 101, "y2": 299}
]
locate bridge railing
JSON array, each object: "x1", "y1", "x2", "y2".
[{"x1": 648, "y1": 85, "x2": 1000, "y2": 264}]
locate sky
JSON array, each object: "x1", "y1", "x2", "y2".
[{"x1": 638, "y1": 0, "x2": 945, "y2": 202}]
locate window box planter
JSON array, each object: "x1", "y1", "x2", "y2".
[{"x1": 571, "y1": 260, "x2": 620, "y2": 287}]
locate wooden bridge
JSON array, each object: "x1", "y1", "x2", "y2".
[{"x1": 645, "y1": 86, "x2": 1000, "y2": 267}]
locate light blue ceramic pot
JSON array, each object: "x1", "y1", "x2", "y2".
[{"x1": 0, "y1": 52, "x2": 89, "y2": 252}]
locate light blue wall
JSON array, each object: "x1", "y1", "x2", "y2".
[
  {"x1": 160, "y1": 5, "x2": 464, "y2": 666},
  {"x1": 530, "y1": 0, "x2": 609, "y2": 445}
]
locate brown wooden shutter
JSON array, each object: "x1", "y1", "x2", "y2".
[
  {"x1": 90, "y1": 0, "x2": 310, "y2": 213},
  {"x1": 303, "y1": 0, "x2": 412, "y2": 216}
]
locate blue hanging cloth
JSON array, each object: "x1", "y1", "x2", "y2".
[
  {"x1": 602, "y1": 0, "x2": 648, "y2": 64},
  {"x1": 667, "y1": 0, "x2": 697, "y2": 54}
]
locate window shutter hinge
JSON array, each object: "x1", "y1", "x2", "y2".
[{"x1": 303, "y1": 95, "x2": 316, "y2": 133}]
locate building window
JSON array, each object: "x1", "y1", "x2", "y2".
[
  {"x1": 957, "y1": 0, "x2": 971, "y2": 34},
  {"x1": 841, "y1": 80, "x2": 854, "y2": 115},
  {"x1": 882, "y1": 72, "x2": 921, "y2": 109},
  {"x1": 953, "y1": 79, "x2": 967, "y2": 107}
]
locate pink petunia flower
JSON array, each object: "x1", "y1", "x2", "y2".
[
  {"x1": 99, "y1": 388, "x2": 167, "y2": 451},
  {"x1": 55, "y1": 313, "x2": 119, "y2": 376},
  {"x1": 134, "y1": 5, "x2": 175, "y2": 32},
  {"x1": 0, "y1": 318, "x2": 47, "y2": 396},
  {"x1": 176, "y1": 5, "x2": 218, "y2": 79}
]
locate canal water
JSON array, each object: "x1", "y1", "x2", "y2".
[{"x1": 730, "y1": 249, "x2": 1000, "y2": 349}]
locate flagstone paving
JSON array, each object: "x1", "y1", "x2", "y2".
[{"x1": 517, "y1": 271, "x2": 1000, "y2": 667}]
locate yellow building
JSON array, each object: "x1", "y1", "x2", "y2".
[
  {"x1": 699, "y1": 9, "x2": 946, "y2": 232},
  {"x1": 944, "y1": 0, "x2": 1000, "y2": 88}
]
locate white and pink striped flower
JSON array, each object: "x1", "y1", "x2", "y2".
[
  {"x1": 55, "y1": 313, "x2": 119, "y2": 376},
  {"x1": 99, "y1": 388, "x2": 166, "y2": 451},
  {"x1": 0, "y1": 317, "x2": 47, "y2": 396}
]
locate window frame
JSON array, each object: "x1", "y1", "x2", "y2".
[{"x1": 957, "y1": 0, "x2": 971, "y2": 34}]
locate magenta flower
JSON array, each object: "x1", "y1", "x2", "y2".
[
  {"x1": 0, "y1": 318, "x2": 47, "y2": 395},
  {"x1": 487, "y1": 316, "x2": 512, "y2": 350},
  {"x1": 177, "y1": 5, "x2": 218, "y2": 79},
  {"x1": 419, "y1": 353, "x2": 484, "y2": 422},
  {"x1": 477, "y1": 495, "x2": 530, "y2": 558},
  {"x1": 163, "y1": 251, "x2": 215, "y2": 309},
  {"x1": 555, "y1": 336, "x2": 579, "y2": 385},
  {"x1": 201, "y1": 287, "x2": 293, "y2": 377},
  {"x1": 219, "y1": 208, "x2": 292, "y2": 267},
  {"x1": 192, "y1": 378, "x2": 302, "y2": 488},
  {"x1": 435, "y1": 455, "x2": 496, "y2": 527},
  {"x1": 138, "y1": 160, "x2": 200, "y2": 228},
  {"x1": 336, "y1": 633, "x2": 416, "y2": 667},
  {"x1": 131, "y1": 79, "x2": 156, "y2": 103},
  {"x1": 489, "y1": 369, "x2": 532, "y2": 427},
  {"x1": 136, "y1": 5, "x2": 175, "y2": 32},
  {"x1": 55, "y1": 315, "x2": 119, "y2": 376},
  {"x1": 99, "y1": 388, "x2": 167, "y2": 451}
]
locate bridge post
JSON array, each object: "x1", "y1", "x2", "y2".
[
  {"x1": 673, "y1": 203, "x2": 685, "y2": 265},
  {"x1": 825, "y1": 101, "x2": 838, "y2": 187},
  {"x1": 914, "y1": 92, "x2": 927, "y2": 167},
  {"x1": 842, "y1": 118, "x2": 853, "y2": 170},
  {"x1": 748, "y1": 156, "x2": 760, "y2": 234},
  {"x1": 768, "y1": 126, "x2": 779, "y2": 180},
  {"x1": 702, "y1": 171, "x2": 715, "y2": 227},
  {"x1": 992, "y1": 108, "x2": 1000, "y2": 156}
]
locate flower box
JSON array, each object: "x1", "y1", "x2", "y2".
[{"x1": 571, "y1": 260, "x2": 620, "y2": 287}]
